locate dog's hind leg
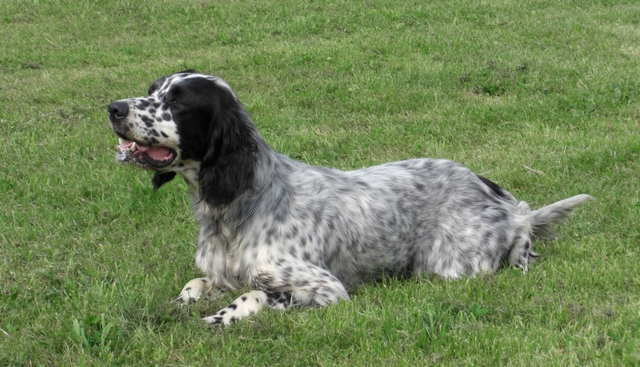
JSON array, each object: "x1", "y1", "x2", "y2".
[
  {"x1": 509, "y1": 195, "x2": 592, "y2": 272},
  {"x1": 508, "y1": 201, "x2": 535, "y2": 272}
]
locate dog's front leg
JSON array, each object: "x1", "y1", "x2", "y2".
[
  {"x1": 174, "y1": 277, "x2": 223, "y2": 304},
  {"x1": 202, "y1": 261, "x2": 350, "y2": 326}
]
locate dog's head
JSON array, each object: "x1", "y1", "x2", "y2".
[{"x1": 108, "y1": 70, "x2": 259, "y2": 206}]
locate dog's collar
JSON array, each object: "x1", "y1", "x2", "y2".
[{"x1": 236, "y1": 179, "x2": 273, "y2": 229}]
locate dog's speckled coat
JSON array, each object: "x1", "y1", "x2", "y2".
[{"x1": 108, "y1": 71, "x2": 592, "y2": 325}]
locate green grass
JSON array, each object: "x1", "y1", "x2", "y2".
[{"x1": 1, "y1": 0, "x2": 639, "y2": 365}]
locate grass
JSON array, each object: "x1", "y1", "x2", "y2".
[{"x1": 1, "y1": 0, "x2": 639, "y2": 365}]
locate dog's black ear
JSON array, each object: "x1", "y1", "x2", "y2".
[
  {"x1": 199, "y1": 95, "x2": 258, "y2": 207},
  {"x1": 152, "y1": 171, "x2": 177, "y2": 191}
]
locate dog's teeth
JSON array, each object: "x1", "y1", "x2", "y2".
[{"x1": 130, "y1": 142, "x2": 137, "y2": 152}]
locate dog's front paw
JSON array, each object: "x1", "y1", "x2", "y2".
[
  {"x1": 175, "y1": 277, "x2": 219, "y2": 305},
  {"x1": 202, "y1": 291, "x2": 268, "y2": 326}
]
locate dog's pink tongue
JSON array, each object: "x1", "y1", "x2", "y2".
[
  {"x1": 145, "y1": 147, "x2": 173, "y2": 160},
  {"x1": 118, "y1": 140, "x2": 172, "y2": 160}
]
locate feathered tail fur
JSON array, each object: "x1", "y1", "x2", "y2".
[{"x1": 530, "y1": 194, "x2": 594, "y2": 240}]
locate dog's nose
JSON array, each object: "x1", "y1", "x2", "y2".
[{"x1": 108, "y1": 101, "x2": 129, "y2": 121}]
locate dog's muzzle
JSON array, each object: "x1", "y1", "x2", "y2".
[
  {"x1": 107, "y1": 100, "x2": 177, "y2": 169},
  {"x1": 108, "y1": 101, "x2": 129, "y2": 124}
]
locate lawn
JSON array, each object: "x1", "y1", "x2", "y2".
[{"x1": 1, "y1": 0, "x2": 639, "y2": 366}]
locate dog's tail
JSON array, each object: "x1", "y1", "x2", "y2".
[{"x1": 528, "y1": 194, "x2": 594, "y2": 240}]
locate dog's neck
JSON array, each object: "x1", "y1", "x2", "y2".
[
  {"x1": 179, "y1": 142, "x2": 277, "y2": 228},
  {"x1": 173, "y1": 159, "x2": 201, "y2": 197}
]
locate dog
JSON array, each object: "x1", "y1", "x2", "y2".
[{"x1": 107, "y1": 70, "x2": 592, "y2": 326}]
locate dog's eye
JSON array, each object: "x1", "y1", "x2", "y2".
[{"x1": 169, "y1": 99, "x2": 181, "y2": 106}]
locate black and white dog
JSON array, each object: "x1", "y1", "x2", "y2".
[{"x1": 108, "y1": 70, "x2": 592, "y2": 326}]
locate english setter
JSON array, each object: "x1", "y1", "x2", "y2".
[{"x1": 107, "y1": 70, "x2": 592, "y2": 326}]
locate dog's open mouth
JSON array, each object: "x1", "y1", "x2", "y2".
[{"x1": 116, "y1": 138, "x2": 176, "y2": 169}]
